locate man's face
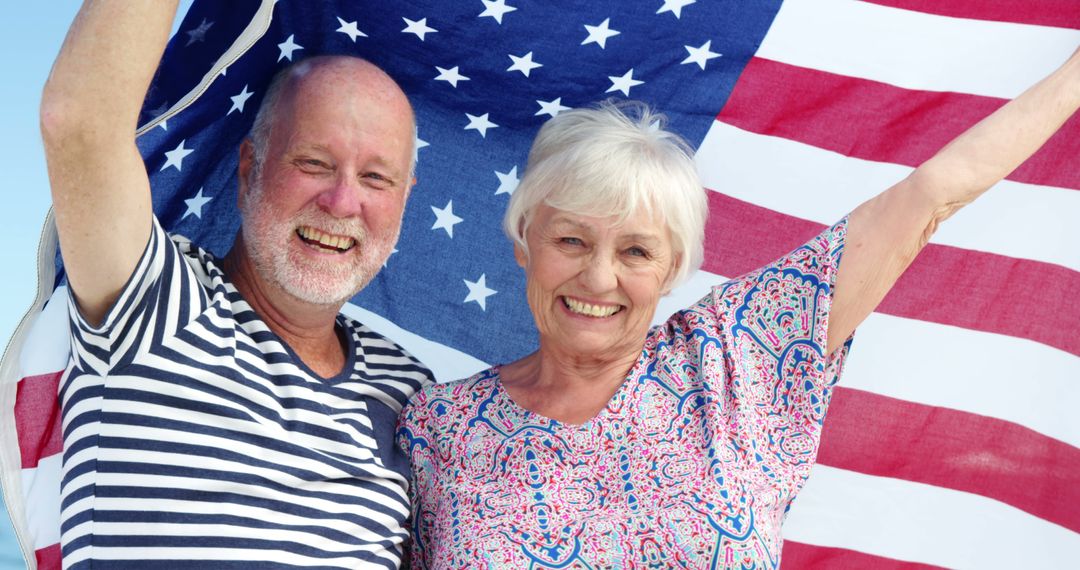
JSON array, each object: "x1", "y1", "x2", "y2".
[{"x1": 238, "y1": 61, "x2": 415, "y2": 306}]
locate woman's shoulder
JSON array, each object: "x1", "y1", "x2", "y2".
[{"x1": 403, "y1": 366, "x2": 502, "y2": 416}]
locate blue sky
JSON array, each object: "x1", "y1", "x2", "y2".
[{"x1": 0, "y1": 2, "x2": 191, "y2": 566}]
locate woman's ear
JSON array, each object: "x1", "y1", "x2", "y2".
[
  {"x1": 513, "y1": 242, "x2": 528, "y2": 269},
  {"x1": 661, "y1": 252, "x2": 683, "y2": 296}
]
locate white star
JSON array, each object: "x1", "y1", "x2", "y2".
[
  {"x1": 657, "y1": 0, "x2": 696, "y2": 19},
  {"x1": 434, "y1": 66, "x2": 470, "y2": 87},
  {"x1": 383, "y1": 247, "x2": 399, "y2": 268},
  {"x1": 606, "y1": 69, "x2": 644, "y2": 97},
  {"x1": 414, "y1": 134, "x2": 430, "y2": 163},
  {"x1": 431, "y1": 200, "x2": 464, "y2": 238},
  {"x1": 535, "y1": 97, "x2": 570, "y2": 118},
  {"x1": 463, "y1": 274, "x2": 497, "y2": 311},
  {"x1": 464, "y1": 113, "x2": 498, "y2": 138},
  {"x1": 507, "y1": 52, "x2": 543, "y2": 77},
  {"x1": 336, "y1": 17, "x2": 367, "y2": 42},
  {"x1": 682, "y1": 40, "x2": 721, "y2": 70},
  {"x1": 161, "y1": 140, "x2": 194, "y2": 172},
  {"x1": 277, "y1": 34, "x2": 303, "y2": 62},
  {"x1": 182, "y1": 188, "x2": 213, "y2": 220},
  {"x1": 185, "y1": 18, "x2": 214, "y2": 47},
  {"x1": 479, "y1": 0, "x2": 517, "y2": 24},
  {"x1": 494, "y1": 166, "x2": 519, "y2": 196},
  {"x1": 582, "y1": 18, "x2": 620, "y2": 49},
  {"x1": 149, "y1": 102, "x2": 169, "y2": 131},
  {"x1": 227, "y1": 85, "x2": 254, "y2": 115},
  {"x1": 402, "y1": 17, "x2": 437, "y2": 41}
]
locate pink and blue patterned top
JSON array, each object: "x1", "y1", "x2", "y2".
[{"x1": 397, "y1": 219, "x2": 851, "y2": 569}]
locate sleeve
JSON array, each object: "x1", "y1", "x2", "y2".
[
  {"x1": 66, "y1": 216, "x2": 210, "y2": 376},
  {"x1": 702, "y1": 217, "x2": 851, "y2": 489}
]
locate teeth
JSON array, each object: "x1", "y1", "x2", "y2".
[
  {"x1": 563, "y1": 297, "x2": 620, "y2": 318},
  {"x1": 297, "y1": 226, "x2": 356, "y2": 251}
]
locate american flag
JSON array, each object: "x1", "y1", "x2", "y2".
[{"x1": 2, "y1": 0, "x2": 1078, "y2": 568}]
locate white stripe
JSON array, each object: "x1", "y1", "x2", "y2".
[
  {"x1": 342, "y1": 304, "x2": 490, "y2": 383},
  {"x1": 18, "y1": 287, "x2": 70, "y2": 378},
  {"x1": 785, "y1": 465, "x2": 1080, "y2": 568},
  {"x1": 758, "y1": 0, "x2": 1080, "y2": 98},
  {"x1": 655, "y1": 270, "x2": 1080, "y2": 447},
  {"x1": 21, "y1": 453, "x2": 61, "y2": 549},
  {"x1": 697, "y1": 122, "x2": 1080, "y2": 272}
]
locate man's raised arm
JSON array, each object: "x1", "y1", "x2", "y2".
[{"x1": 40, "y1": 0, "x2": 180, "y2": 326}]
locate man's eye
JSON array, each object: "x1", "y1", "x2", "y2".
[{"x1": 297, "y1": 158, "x2": 330, "y2": 171}]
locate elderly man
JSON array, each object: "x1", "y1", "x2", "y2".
[{"x1": 40, "y1": 2, "x2": 429, "y2": 568}]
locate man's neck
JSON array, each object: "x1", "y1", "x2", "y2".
[{"x1": 223, "y1": 242, "x2": 347, "y2": 379}]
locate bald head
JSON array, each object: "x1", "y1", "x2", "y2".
[{"x1": 248, "y1": 56, "x2": 416, "y2": 180}]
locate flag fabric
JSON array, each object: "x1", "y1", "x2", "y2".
[{"x1": 2, "y1": 0, "x2": 1078, "y2": 568}]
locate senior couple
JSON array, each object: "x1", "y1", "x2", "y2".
[{"x1": 42, "y1": 1, "x2": 1080, "y2": 569}]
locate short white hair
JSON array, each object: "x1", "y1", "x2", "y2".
[{"x1": 503, "y1": 100, "x2": 708, "y2": 290}]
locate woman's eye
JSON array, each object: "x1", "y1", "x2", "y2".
[
  {"x1": 560, "y1": 237, "x2": 583, "y2": 246},
  {"x1": 625, "y1": 246, "x2": 648, "y2": 258}
]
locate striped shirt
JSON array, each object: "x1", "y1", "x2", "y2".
[{"x1": 59, "y1": 217, "x2": 432, "y2": 569}]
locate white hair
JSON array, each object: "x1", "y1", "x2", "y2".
[{"x1": 503, "y1": 100, "x2": 708, "y2": 289}]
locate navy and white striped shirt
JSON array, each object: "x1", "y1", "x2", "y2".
[{"x1": 60, "y1": 217, "x2": 431, "y2": 569}]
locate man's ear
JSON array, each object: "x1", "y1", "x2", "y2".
[{"x1": 237, "y1": 139, "x2": 255, "y2": 207}]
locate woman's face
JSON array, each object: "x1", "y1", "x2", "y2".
[{"x1": 516, "y1": 204, "x2": 677, "y2": 361}]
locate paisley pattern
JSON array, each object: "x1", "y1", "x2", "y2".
[{"x1": 397, "y1": 219, "x2": 850, "y2": 569}]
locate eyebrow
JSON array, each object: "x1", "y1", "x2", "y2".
[{"x1": 547, "y1": 216, "x2": 665, "y2": 243}]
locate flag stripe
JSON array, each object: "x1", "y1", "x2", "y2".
[
  {"x1": 861, "y1": 0, "x2": 1080, "y2": 30},
  {"x1": 697, "y1": 121, "x2": 1080, "y2": 272},
  {"x1": 15, "y1": 373, "x2": 63, "y2": 470},
  {"x1": 758, "y1": 0, "x2": 1080, "y2": 99},
  {"x1": 781, "y1": 541, "x2": 945, "y2": 570},
  {"x1": 784, "y1": 465, "x2": 1080, "y2": 568},
  {"x1": 718, "y1": 57, "x2": 1080, "y2": 192},
  {"x1": 655, "y1": 272, "x2": 1080, "y2": 448},
  {"x1": 704, "y1": 191, "x2": 1080, "y2": 356},
  {"x1": 35, "y1": 543, "x2": 59, "y2": 570},
  {"x1": 820, "y1": 387, "x2": 1079, "y2": 533}
]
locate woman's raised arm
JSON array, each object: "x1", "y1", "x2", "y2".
[{"x1": 826, "y1": 47, "x2": 1080, "y2": 355}]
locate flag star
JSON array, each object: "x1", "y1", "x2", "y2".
[
  {"x1": 227, "y1": 85, "x2": 254, "y2": 115},
  {"x1": 161, "y1": 140, "x2": 194, "y2": 172},
  {"x1": 182, "y1": 188, "x2": 213, "y2": 220},
  {"x1": 219, "y1": 67, "x2": 227, "y2": 76},
  {"x1": 682, "y1": 40, "x2": 721, "y2": 70},
  {"x1": 479, "y1": 0, "x2": 517, "y2": 24},
  {"x1": 463, "y1": 274, "x2": 497, "y2": 311},
  {"x1": 535, "y1": 97, "x2": 571, "y2": 118},
  {"x1": 507, "y1": 52, "x2": 542, "y2": 77},
  {"x1": 335, "y1": 17, "x2": 367, "y2": 42},
  {"x1": 606, "y1": 69, "x2": 644, "y2": 97},
  {"x1": 149, "y1": 102, "x2": 169, "y2": 131},
  {"x1": 494, "y1": 166, "x2": 519, "y2": 196},
  {"x1": 414, "y1": 134, "x2": 430, "y2": 163},
  {"x1": 431, "y1": 200, "x2": 464, "y2": 238},
  {"x1": 402, "y1": 17, "x2": 437, "y2": 41},
  {"x1": 582, "y1": 18, "x2": 620, "y2": 49},
  {"x1": 383, "y1": 247, "x2": 399, "y2": 268},
  {"x1": 434, "y1": 66, "x2": 470, "y2": 87},
  {"x1": 464, "y1": 113, "x2": 498, "y2": 137},
  {"x1": 277, "y1": 34, "x2": 303, "y2": 62},
  {"x1": 657, "y1": 0, "x2": 696, "y2": 18},
  {"x1": 184, "y1": 18, "x2": 214, "y2": 46}
]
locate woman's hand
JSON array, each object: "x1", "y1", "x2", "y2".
[{"x1": 825, "y1": 45, "x2": 1080, "y2": 355}]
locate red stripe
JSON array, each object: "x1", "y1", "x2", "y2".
[
  {"x1": 36, "y1": 543, "x2": 61, "y2": 570},
  {"x1": 15, "y1": 371, "x2": 64, "y2": 469},
  {"x1": 819, "y1": 387, "x2": 1080, "y2": 533},
  {"x1": 861, "y1": 0, "x2": 1080, "y2": 30},
  {"x1": 704, "y1": 191, "x2": 1080, "y2": 356},
  {"x1": 782, "y1": 541, "x2": 946, "y2": 569},
  {"x1": 718, "y1": 57, "x2": 1080, "y2": 191}
]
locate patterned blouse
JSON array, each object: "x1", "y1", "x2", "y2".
[{"x1": 397, "y1": 219, "x2": 851, "y2": 569}]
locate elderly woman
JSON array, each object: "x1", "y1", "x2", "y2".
[{"x1": 397, "y1": 49, "x2": 1080, "y2": 568}]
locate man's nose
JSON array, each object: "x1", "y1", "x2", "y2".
[{"x1": 315, "y1": 175, "x2": 365, "y2": 218}]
